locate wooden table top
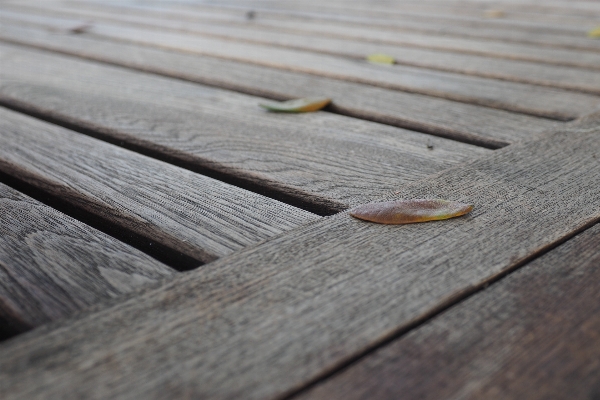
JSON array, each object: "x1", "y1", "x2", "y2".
[{"x1": 1, "y1": 0, "x2": 599, "y2": 398}]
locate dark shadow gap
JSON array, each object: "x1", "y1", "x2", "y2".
[
  {"x1": 0, "y1": 170, "x2": 203, "y2": 272},
  {"x1": 281, "y1": 217, "x2": 600, "y2": 399}
]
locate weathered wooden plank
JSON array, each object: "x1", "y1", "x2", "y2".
[
  {"x1": 0, "y1": 182, "x2": 174, "y2": 336},
  {"x1": 300, "y1": 222, "x2": 600, "y2": 400},
  {"x1": 172, "y1": 0, "x2": 592, "y2": 35},
  {"x1": 261, "y1": 0, "x2": 600, "y2": 27},
  {"x1": 0, "y1": 25, "x2": 561, "y2": 147},
  {"x1": 5, "y1": 6, "x2": 599, "y2": 94},
  {"x1": 1, "y1": 113, "x2": 600, "y2": 399},
  {"x1": 0, "y1": 107, "x2": 319, "y2": 267},
  {"x1": 0, "y1": 43, "x2": 488, "y2": 210},
  {"x1": 2, "y1": 19, "x2": 595, "y2": 121}
]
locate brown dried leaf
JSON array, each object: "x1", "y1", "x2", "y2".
[
  {"x1": 349, "y1": 199, "x2": 473, "y2": 224},
  {"x1": 259, "y1": 97, "x2": 331, "y2": 113}
]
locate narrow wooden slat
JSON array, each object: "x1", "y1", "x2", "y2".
[
  {"x1": 0, "y1": 25, "x2": 562, "y2": 147},
  {"x1": 1, "y1": 114, "x2": 600, "y2": 399},
  {"x1": 0, "y1": 107, "x2": 319, "y2": 267},
  {"x1": 5, "y1": 6, "x2": 599, "y2": 94},
  {"x1": 174, "y1": 0, "x2": 591, "y2": 35},
  {"x1": 0, "y1": 43, "x2": 488, "y2": 210},
  {"x1": 0, "y1": 182, "x2": 175, "y2": 335},
  {"x1": 300, "y1": 223, "x2": 600, "y2": 400}
]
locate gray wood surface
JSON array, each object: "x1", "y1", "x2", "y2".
[
  {"x1": 1, "y1": 13, "x2": 597, "y2": 121},
  {"x1": 2, "y1": 113, "x2": 600, "y2": 399},
  {"x1": 16, "y1": 1, "x2": 600, "y2": 70},
  {"x1": 0, "y1": 25, "x2": 562, "y2": 147},
  {"x1": 0, "y1": 182, "x2": 174, "y2": 336},
  {"x1": 0, "y1": 107, "x2": 318, "y2": 267},
  {"x1": 300, "y1": 222, "x2": 600, "y2": 400},
  {"x1": 100, "y1": 0, "x2": 600, "y2": 52},
  {"x1": 9, "y1": 6, "x2": 600, "y2": 95},
  {"x1": 0, "y1": 43, "x2": 487, "y2": 211}
]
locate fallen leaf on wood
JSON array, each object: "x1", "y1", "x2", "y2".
[
  {"x1": 484, "y1": 9, "x2": 505, "y2": 18},
  {"x1": 588, "y1": 27, "x2": 600, "y2": 38},
  {"x1": 259, "y1": 97, "x2": 331, "y2": 112},
  {"x1": 367, "y1": 53, "x2": 395, "y2": 65},
  {"x1": 349, "y1": 199, "x2": 473, "y2": 224}
]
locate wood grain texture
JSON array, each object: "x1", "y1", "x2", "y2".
[
  {"x1": 0, "y1": 182, "x2": 174, "y2": 334},
  {"x1": 8, "y1": 6, "x2": 600, "y2": 95},
  {"x1": 96, "y1": 0, "x2": 600, "y2": 52},
  {"x1": 300, "y1": 222, "x2": 600, "y2": 400},
  {"x1": 21, "y1": 0, "x2": 600, "y2": 71},
  {"x1": 0, "y1": 13, "x2": 597, "y2": 121},
  {"x1": 1, "y1": 113, "x2": 600, "y2": 399},
  {"x1": 0, "y1": 43, "x2": 487, "y2": 210},
  {"x1": 0, "y1": 25, "x2": 561, "y2": 147},
  {"x1": 201, "y1": 0, "x2": 594, "y2": 33},
  {"x1": 0, "y1": 107, "x2": 318, "y2": 266}
]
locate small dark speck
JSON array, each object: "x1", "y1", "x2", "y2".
[
  {"x1": 426, "y1": 140, "x2": 434, "y2": 150},
  {"x1": 69, "y1": 22, "x2": 93, "y2": 34},
  {"x1": 246, "y1": 10, "x2": 256, "y2": 20}
]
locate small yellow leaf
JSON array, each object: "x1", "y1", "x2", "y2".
[
  {"x1": 367, "y1": 53, "x2": 395, "y2": 65},
  {"x1": 484, "y1": 9, "x2": 505, "y2": 18},
  {"x1": 349, "y1": 199, "x2": 473, "y2": 224},
  {"x1": 259, "y1": 97, "x2": 331, "y2": 113},
  {"x1": 588, "y1": 26, "x2": 600, "y2": 38}
]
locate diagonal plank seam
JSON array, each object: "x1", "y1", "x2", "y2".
[{"x1": 280, "y1": 218, "x2": 600, "y2": 400}]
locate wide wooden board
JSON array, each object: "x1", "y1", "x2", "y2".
[
  {"x1": 0, "y1": 182, "x2": 174, "y2": 337},
  {"x1": 0, "y1": 12, "x2": 597, "y2": 121},
  {"x1": 1, "y1": 114, "x2": 600, "y2": 399},
  {"x1": 300, "y1": 222, "x2": 600, "y2": 400},
  {"x1": 0, "y1": 24, "x2": 561, "y2": 147},
  {"x1": 0, "y1": 107, "x2": 318, "y2": 268},
  {"x1": 0, "y1": 43, "x2": 487, "y2": 213}
]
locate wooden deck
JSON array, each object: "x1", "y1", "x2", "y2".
[{"x1": 1, "y1": 0, "x2": 600, "y2": 398}]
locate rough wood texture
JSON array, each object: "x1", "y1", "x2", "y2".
[
  {"x1": 1, "y1": 114, "x2": 600, "y2": 399},
  {"x1": 8, "y1": 3, "x2": 600, "y2": 86},
  {"x1": 97, "y1": 0, "x2": 600, "y2": 52},
  {"x1": 17, "y1": 1, "x2": 600, "y2": 70},
  {"x1": 0, "y1": 182, "x2": 174, "y2": 335},
  {"x1": 300, "y1": 222, "x2": 600, "y2": 400},
  {"x1": 0, "y1": 25, "x2": 561, "y2": 147},
  {"x1": 0, "y1": 43, "x2": 487, "y2": 211},
  {"x1": 28, "y1": 2, "x2": 600, "y2": 94},
  {"x1": 0, "y1": 13, "x2": 597, "y2": 121},
  {"x1": 0, "y1": 107, "x2": 318, "y2": 267}
]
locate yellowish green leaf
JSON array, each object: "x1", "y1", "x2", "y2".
[
  {"x1": 366, "y1": 53, "x2": 395, "y2": 65},
  {"x1": 259, "y1": 97, "x2": 331, "y2": 113},
  {"x1": 349, "y1": 199, "x2": 473, "y2": 224},
  {"x1": 483, "y1": 9, "x2": 505, "y2": 18},
  {"x1": 588, "y1": 26, "x2": 600, "y2": 38}
]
